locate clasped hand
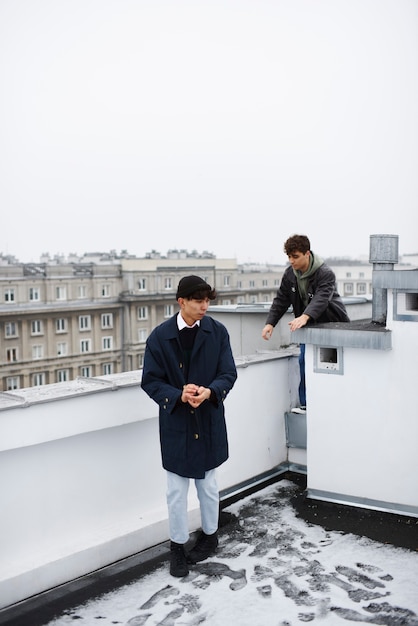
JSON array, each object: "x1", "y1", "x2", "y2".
[{"x1": 182, "y1": 383, "x2": 210, "y2": 408}]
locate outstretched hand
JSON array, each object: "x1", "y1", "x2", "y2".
[
  {"x1": 262, "y1": 324, "x2": 273, "y2": 340},
  {"x1": 288, "y1": 314, "x2": 310, "y2": 331}
]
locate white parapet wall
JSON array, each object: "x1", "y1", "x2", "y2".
[
  {"x1": 293, "y1": 273, "x2": 418, "y2": 517},
  {"x1": 0, "y1": 351, "x2": 295, "y2": 609}
]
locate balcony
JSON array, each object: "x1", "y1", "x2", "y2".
[{"x1": 1, "y1": 295, "x2": 417, "y2": 625}]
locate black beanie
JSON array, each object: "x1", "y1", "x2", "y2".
[{"x1": 176, "y1": 275, "x2": 212, "y2": 299}]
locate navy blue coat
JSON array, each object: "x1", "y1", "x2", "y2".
[{"x1": 141, "y1": 314, "x2": 237, "y2": 479}]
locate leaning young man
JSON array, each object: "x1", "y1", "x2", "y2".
[
  {"x1": 141, "y1": 275, "x2": 237, "y2": 577},
  {"x1": 262, "y1": 234, "x2": 349, "y2": 412}
]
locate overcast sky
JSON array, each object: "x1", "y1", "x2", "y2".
[{"x1": 1, "y1": 0, "x2": 417, "y2": 264}]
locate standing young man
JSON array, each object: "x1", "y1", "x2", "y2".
[
  {"x1": 141, "y1": 275, "x2": 237, "y2": 577},
  {"x1": 262, "y1": 235, "x2": 349, "y2": 412}
]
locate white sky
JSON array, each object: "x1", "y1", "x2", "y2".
[{"x1": 1, "y1": 0, "x2": 417, "y2": 264}]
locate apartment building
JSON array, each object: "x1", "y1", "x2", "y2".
[
  {"x1": 328, "y1": 260, "x2": 373, "y2": 297},
  {"x1": 2, "y1": 248, "x2": 384, "y2": 391},
  {"x1": 0, "y1": 256, "x2": 123, "y2": 390},
  {"x1": 118, "y1": 251, "x2": 283, "y2": 370},
  {"x1": 1, "y1": 250, "x2": 283, "y2": 390}
]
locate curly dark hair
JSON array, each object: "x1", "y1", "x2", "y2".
[{"x1": 284, "y1": 235, "x2": 311, "y2": 255}]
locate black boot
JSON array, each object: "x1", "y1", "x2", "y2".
[
  {"x1": 170, "y1": 542, "x2": 189, "y2": 577},
  {"x1": 187, "y1": 531, "x2": 218, "y2": 564}
]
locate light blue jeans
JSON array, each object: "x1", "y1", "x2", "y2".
[{"x1": 166, "y1": 469, "x2": 219, "y2": 545}]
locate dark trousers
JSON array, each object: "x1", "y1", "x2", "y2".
[{"x1": 298, "y1": 343, "x2": 306, "y2": 407}]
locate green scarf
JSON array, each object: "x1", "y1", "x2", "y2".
[{"x1": 294, "y1": 252, "x2": 324, "y2": 307}]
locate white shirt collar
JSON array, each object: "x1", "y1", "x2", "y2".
[{"x1": 177, "y1": 312, "x2": 200, "y2": 331}]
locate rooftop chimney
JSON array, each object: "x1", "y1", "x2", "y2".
[{"x1": 369, "y1": 234, "x2": 399, "y2": 325}]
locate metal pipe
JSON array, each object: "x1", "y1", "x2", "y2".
[{"x1": 369, "y1": 234, "x2": 399, "y2": 325}]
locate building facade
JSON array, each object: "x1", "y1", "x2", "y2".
[
  {"x1": 1, "y1": 248, "x2": 393, "y2": 391},
  {"x1": 0, "y1": 250, "x2": 285, "y2": 390}
]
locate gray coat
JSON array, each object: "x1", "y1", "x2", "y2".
[{"x1": 266, "y1": 264, "x2": 350, "y2": 327}]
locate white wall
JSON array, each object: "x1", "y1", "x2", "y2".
[
  {"x1": 0, "y1": 352, "x2": 295, "y2": 609},
  {"x1": 210, "y1": 298, "x2": 372, "y2": 358},
  {"x1": 305, "y1": 289, "x2": 418, "y2": 514}
]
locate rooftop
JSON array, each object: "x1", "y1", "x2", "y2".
[
  {"x1": 1, "y1": 236, "x2": 417, "y2": 625},
  {"x1": 3, "y1": 475, "x2": 417, "y2": 626}
]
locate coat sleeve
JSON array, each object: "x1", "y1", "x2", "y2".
[
  {"x1": 303, "y1": 265, "x2": 338, "y2": 321},
  {"x1": 141, "y1": 330, "x2": 182, "y2": 414},
  {"x1": 207, "y1": 325, "x2": 237, "y2": 404},
  {"x1": 265, "y1": 270, "x2": 293, "y2": 326}
]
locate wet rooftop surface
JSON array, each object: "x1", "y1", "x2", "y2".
[{"x1": 2, "y1": 474, "x2": 418, "y2": 626}]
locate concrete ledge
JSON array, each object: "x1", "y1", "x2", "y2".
[
  {"x1": 372, "y1": 269, "x2": 418, "y2": 289},
  {"x1": 293, "y1": 322, "x2": 392, "y2": 350},
  {"x1": 0, "y1": 505, "x2": 201, "y2": 610},
  {"x1": 307, "y1": 488, "x2": 418, "y2": 518}
]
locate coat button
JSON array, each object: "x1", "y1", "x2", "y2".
[{"x1": 194, "y1": 433, "x2": 199, "y2": 439}]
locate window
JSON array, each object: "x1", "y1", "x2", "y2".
[
  {"x1": 101, "y1": 284, "x2": 111, "y2": 297},
  {"x1": 164, "y1": 277, "x2": 173, "y2": 290},
  {"x1": 102, "y1": 363, "x2": 113, "y2": 375},
  {"x1": 6, "y1": 376, "x2": 20, "y2": 390},
  {"x1": 262, "y1": 280, "x2": 268, "y2": 287},
  {"x1": 138, "y1": 329, "x2": 148, "y2": 343},
  {"x1": 32, "y1": 372, "x2": 46, "y2": 386},
  {"x1": 222, "y1": 299, "x2": 231, "y2": 305},
  {"x1": 237, "y1": 297, "x2": 245, "y2": 304},
  {"x1": 79, "y1": 315, "x2": 91, "y2": 331},
  {"x1": 5, "y1": 322, "x2": 18, "y2": 338},
  {"x1": 223, "y1": 275, "x2": 230, "y2": 287},
  {"x1": 314, "y1": 346, "x2": 344, "y2": 375},
  {"x1": 164, "y1": 304, "x2": 174, "y2": 318},
  {"x1": 56, "y1": 318, "x2": 67, "y2": 333},
  {"x1": 57, "y1": 342, "x2": 68, "y2": 356},
  {"x1": 29, "y1": 287, "x2": 40, "y2": 301},
  {"x1": 78, "y1": 285, "x2": 87, "y2": 299},
  {"x1": 274, "y1": 279, "x2": 280, "y2": 286},
  {"x1": 138, "y1": 278, "x2": 147, "y2": 291},
  {"x1": 6, "y1": 347, "x2": 18, "y2": 362},
  {"x1": 344, "y1": 283, "x2": 353, "y2": 295},
  {"x1": 357, "y1": 283, "x2": 367, "y2": 295},
  {"x1": 80, "y1": 366, "x2": 92, "y2": 377},
  {"x1": 250, "y1": 296, "x2": 257, "y2": 304},
  {"x1": 346, "y1": 272, "x2": 352, "y2": 278},
  {"x1": 80, "y1": 339, "x2": 91, "y2": 353},
  {"x1": 102, "y1": 336, "x2": 113, "y2": 350},
  {"x1": 393, "y1": 291, "x2": 418, "y2": 321},
  {"x1": 249, "y1": 280, "x2": 255, "y2": 288},
  {"x1": 101, "y1": 313, "x2": 113, "y2": 329},
  {"x1": 405, "y1": 293, "x2": 418, "y2": 311},
  {"x1": 4, "y1": 288, "x2": 15, "y2": 303},
  {"x1": 137, "y1": 306, "x2": 148, "y2": 320},
  {"x1": 359, "y1": 272, "x2": 365, "y2": 278},
  {"x1": 237, "y1": 281, "x2": 243, "y2": 288},
  {"x1": 57, "y1": 369, "x2": 69, "y2": 382},
  {"x1": 56, "y1": 286, "x2": 67, "y2": 300},
  {"x1": 138, "y1": 353, "x2": 144, "y2": 368},
  {"x1": 32, "y1": 345, "x2": 44, "y2": 359},
  {"x1": 31, "y1": 320, "x2": 43, "y2": 335}
]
